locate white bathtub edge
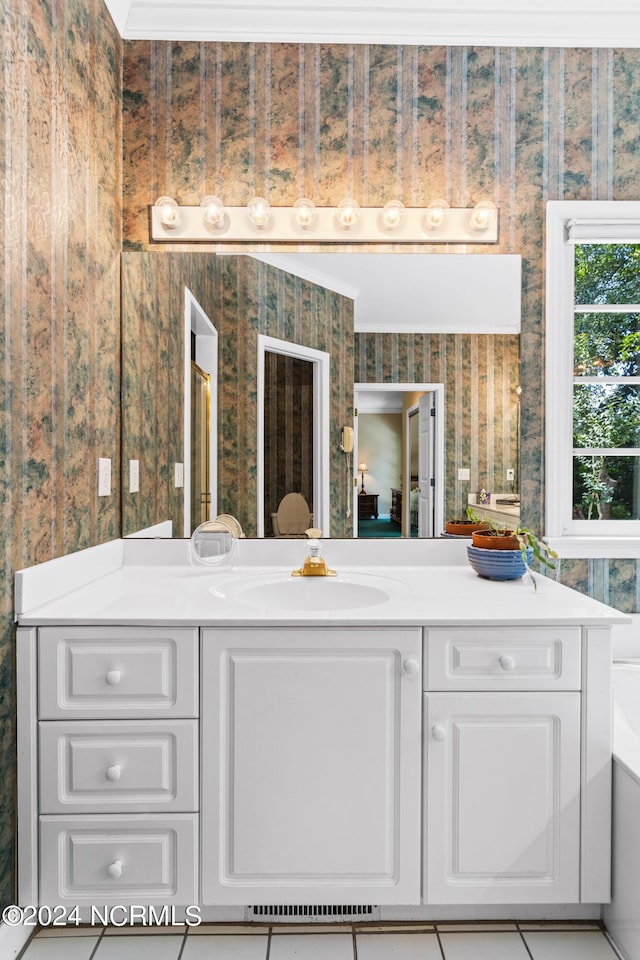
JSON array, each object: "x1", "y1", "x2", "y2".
[
  {"x1": 612, "y1": 615, "x2": 640, "y2": 660},
  {"x1": 605, "y1": 761, "x2": 640, "y2": 960},
  {"x1": 0, "y1": 919, "x2": 32, "y2": 958},
  {"x1": 612, "y1": 660, "x2": 640, "y2": 783}
]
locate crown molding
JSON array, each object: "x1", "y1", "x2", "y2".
[
  {"x1": 104, "y1": 0, "x2": 640, "y2": 47},
  {"x1": 104, "y1": 0, "x2": 131, "y2": 34}
]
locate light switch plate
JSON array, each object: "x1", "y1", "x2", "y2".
[
  {"x1": 98, "y1": 458, "x2": 111, "y2": 497},
  {"x1": 174, "y1": 462, "x2": 184, "y2": 488},
  {"x1": 506, "y1": 468, "x2": 515, "y2": 482},
  {"x1": 457, "y1": 468, "x2": 470, "y2": 481},
  {"x1": 129, "y1": 459, "x2": 139, "y2": 493}
]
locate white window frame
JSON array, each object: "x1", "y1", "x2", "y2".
[{"x1": 546, "y1": 200, "x2": 640, "y2": 558}]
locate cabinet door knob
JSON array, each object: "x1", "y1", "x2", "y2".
[
  {"x1": 403, "y1": 658, "x2": 420, "y2": 676},
  {"x1": 432, "y1": 724, "x2": 447, "y2": 742},
  {"x1": 105, "y1": 764, "x2": 121, "y2": 782},
  {"x1": 499, "y1": 655, "x2": 516, "y2": 671},
  {"x1": 105, "y1": 670, "x2": 121, "y2": 686},
  {"x1": 107, "y1": 859, "x2": 122, "y2": 880}
]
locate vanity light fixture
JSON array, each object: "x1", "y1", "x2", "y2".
[
  {"x1": 469, "y1": 199, "x2": 497, "y2": 232},
  {"x1": 336, "y1": 198, "x2": 360, "y2": 229},
  {"x1": 150, "y1": 198, "x2": 499, "y2": 243},
  {"x1": 154, "y1": 196, "x2": 181, "y2": 228},
  {"x1": 246, "y1": 196, "x2": 272, "y2": 228},
  {"x1": 293, "y1": 198, "x2": 317, "y2": 228},
  {"x1": 380, "y1": 200, "x2": 406, "y2": 231},
  {"x1": 200, "y1": 195, "x2": 226, "y2": 228},
  {"x1": 424, "y1": 199, "x2": 450, "y2": 231}
]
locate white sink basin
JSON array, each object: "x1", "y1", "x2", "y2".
[{"x1": 212, "y1": 572, "x2": 405, "y2": 611}]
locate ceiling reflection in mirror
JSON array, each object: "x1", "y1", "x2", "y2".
[{"x1": 121, "y1": 251, "x2": 521, "y2": 540}]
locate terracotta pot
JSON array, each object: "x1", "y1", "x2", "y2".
[
  {"x1": 471, "y1": 529, "x2": 520, "y2": 550},
  {"x1": 444, "y1": 520, "x2": 489, "y2": 537}
]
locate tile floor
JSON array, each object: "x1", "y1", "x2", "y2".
[{"x1": 17, "y1": 922, "x2": 623, "y2": 959}]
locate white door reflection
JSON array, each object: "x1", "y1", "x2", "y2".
[
  {"x1": 184, "y1": 288, "x2": 218, "y2": 537},
  {"x1": 353, "y1": 383, "x2": 444, "y2": 538}
]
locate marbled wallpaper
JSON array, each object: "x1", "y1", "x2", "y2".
[
  {"x1": 121, "y1": 42, "x2": 640, "y2": 607},
  {"x1": 355, "y1": 332, "x2": 520, "y2": 521},
  {"x1": 215, "y1": 255, "x2": 354, "y2": 538},
  {"x1": 122, "y1": 252, "x2": 353, "y2": 538},
  {"x1": 1, "y1": 0, "x2": 122, "y2": 907},
  {"x1": 121, "y1": 252, "x2": 188, "y2": 535}
]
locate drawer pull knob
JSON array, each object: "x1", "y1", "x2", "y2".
[
  {"x1": 105, "y1": 670, "x2": 121, "y2": 686},
  {"x1": 403, "y1": 658, "x2": 420, "y2": 676},
  {"x1": 499, "y1": 655, "x2": 516, "y2": 672},
  {"x1": 105, "y1": 764, "x2": 121, "y2": 782},
  {"x1": 432, "y1": 724, "x2": 447, "y2": 742},
  {"x1": 107, "y1": 860, "x2": 122, "y2": 880}
]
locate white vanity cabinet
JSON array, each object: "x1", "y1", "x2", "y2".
[
  {"x1": 422, "y1": 626, "x2": 610, "y2": 905},
  {"x1": 23, "y1": 626, "x2": 200, "y2": 908},
  {"x1": 17, "y1": 600, "x2": 612, "y2": 914},
  {"x1": 200, "y1": 626, "x2": 423, "y2": 905}
]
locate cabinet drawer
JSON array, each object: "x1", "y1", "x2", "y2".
[
  {"x1": 38, "y1": 627, "x2": 198, "y2": 718},
  {"x1": 425, "y1": 627, "x2": 581, "y2": 690},
  {"x1": 39, "y1": 720, "x2": 198, "y2": 814},
  {"x1": 39, "y1": 814, "x2": 198, "y2": 906}
]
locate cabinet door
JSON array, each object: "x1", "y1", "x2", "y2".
[
  {"x1": 425, "y1": 692, "x2": 580, "y2": 904},
  {"x1": 202, "y1": 627, "x2": 422, "y2": 905}
]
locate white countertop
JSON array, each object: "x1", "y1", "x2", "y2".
[
  {"x1": 469, "y1": 493, "x2": 521, "y2": 522},
  {"x1": 15, "y1": 537, "x2": 629, "y2": 627}
]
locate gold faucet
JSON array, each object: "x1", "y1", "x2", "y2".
[{"x1": 291, "y1": 539, "x2": 336, "y2": 577}]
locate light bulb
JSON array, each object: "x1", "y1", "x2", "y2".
[
  {"x1": 154, "y1": 196, "x2": 180, "y2": 228},
  {"x1": 200, "y1": 195, "x2": 225, "y2": 227},
  {"x1": 381, "y1": 200, "x2": 405, "y2": 231},
  {"x1": 246, "y1": 196, "x2": 271, "y2": 228},
  {"x1": 424, "y1": 199, "x2": 449, "y2": 231},
  {"x1": 469, "y1": 199, "x2": 496, "y2": 232},
  {"x1": 293, "y1": 198, "x2": 317, "y2": 228},
  {"x1": 336, "y1": 198, "x2": 360, "y2": 229}
]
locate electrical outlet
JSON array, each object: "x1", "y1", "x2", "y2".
[
  {"x1": 174, "y1": 462, "x2": 184, "y2": 488},
  {"x1": 98, "y1": 458, "x2": 111, "y2": 497},
  {"x1": 129, "y1": 459, "x2": 139, "y2": 493},
  {"x1": 506, "y1": 468, "x2": 515, "y2": 482},
  {"x1": 457, "y1": 468, "x2": 470, "y2": 481}
]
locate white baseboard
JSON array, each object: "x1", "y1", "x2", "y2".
[{"x1": 0, "y1": 921, "x2": 32, "y2": 958}]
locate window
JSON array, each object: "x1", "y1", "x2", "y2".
[{"x1": 546, "y1": 201, "x2": 640, "y2": 557}]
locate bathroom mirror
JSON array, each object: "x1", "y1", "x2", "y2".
[{"x1": 121, "y1": 251, "x2": 521, "y2": 540}]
